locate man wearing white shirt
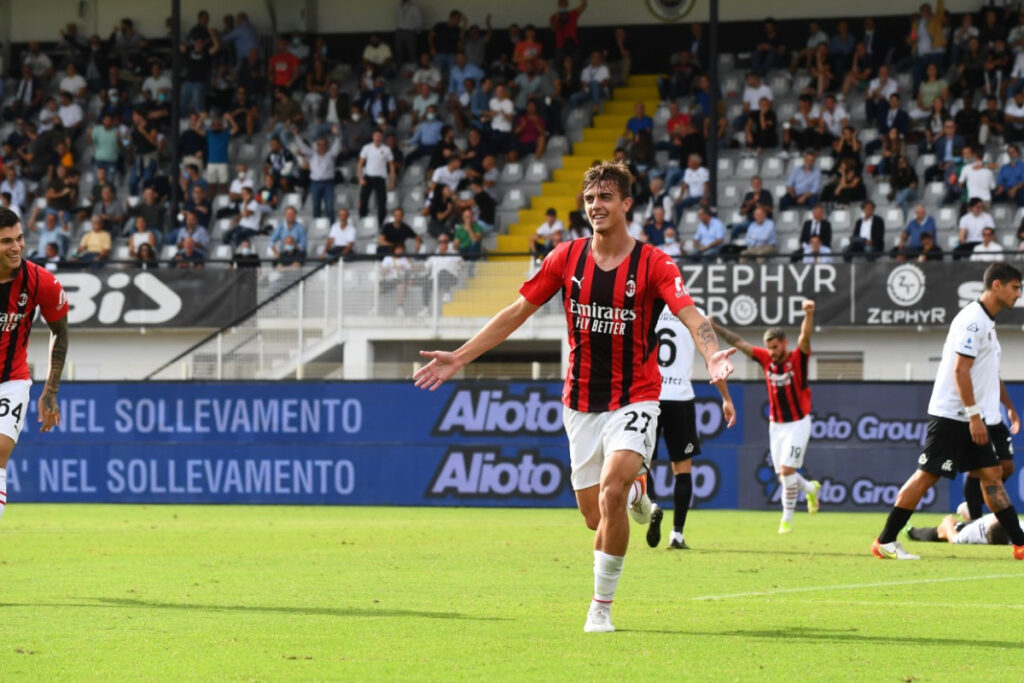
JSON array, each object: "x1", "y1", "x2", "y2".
[
  {"x1": 956, "y1": 197, "x2": 996, "y2": 259},
  {"x1": 817, "y1": 94, "x2": 848, "y2": 141},
  {"x1": 532, "y1": 208, "x2": 565, "y2": 255},
  {"x1": 58, "y1": 63, "x2": 86, "y2": 100},
  {"x1": 959, "y1": 155, "x2": 996, "y2": 204},
  {"x1": 659, "y1": 227, "x2": 683, "y2": 258},
  {"x1": 736, "y1": 72, "x2": 773, "y2": 131},
  {"x1": 141, "y1": 63, "x2": 172, "y2": 101},
  {"x1": 431, "y1": 156, "x2": 465, "y2": 193},
  {"x1": 223, "y1": 186, "x2": 262, "y2": 247},
  {"x1": 357, "y1": 129, "x2": 396, "y2": 226},
  {"x1": 488, "y1": 84, "x2": 515, "y2": 150},
  {"x1": 1006, "y1": 90, "x2": 1024, "y2": 142},
  {"x1": 294, "y1": 126, "x2": 343, "y2": 219},
  {"x1": 572, "y1": 51, "x2": 611, "y2": 110},
  {"x1": 865, "y1": 65, "x2": 898, "y2": 122},
  {"x1": 971, "y1": 227, "x2": 1004, "y2": 262},
  {"x1": 679, "y1": 154, "x2": 709, "y2": 210},
  {"x1": 802, "y1": 235, "x2": 834, "y2": 264},
  {"x1": 324, "y1": 208, "x2": 357, "y2": 261},
  {"x1": 0, "y1": 168, "x2": 27, "y2": 212},
  {"x1": 395, "y1": 0, "x2": 423, "y2": 67},
  {"x1": 57, "y1": 91, "x2": 84, "y2": 139}
]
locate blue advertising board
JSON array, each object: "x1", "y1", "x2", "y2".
[{"x1": 7, "y1": 381, "x2": 1023, "y2": 511}]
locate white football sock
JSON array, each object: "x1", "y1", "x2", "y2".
[
  {"x1": 669, "y1": 530, "x2": 683, "y2": 542},
  {"x1": 593, "y1": 550, "x2": 624, "y2": 603},
  {"x1": 795, "y1": 473, "x2": 815, "y2": 494},
  {"x1": 781, "y1": 473, "x2": 798, "y2": 523},
  {"x1": 0, "y1": 467, "x2": 7, "y2": 522}
]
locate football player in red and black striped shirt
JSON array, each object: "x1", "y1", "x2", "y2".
[
  {"x1": 712, "y1": 300, "x2": 821, "y2": 534},
  {"x1": 415, "y1": 161, "x2": 735, "y2": 632},
  {"x1": 0, "y1": 208, "x2": 70, "y2": 523}
]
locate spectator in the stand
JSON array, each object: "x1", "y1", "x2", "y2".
[
  {"x1": 513, "y1": 100, "x2": 547, "y2": 160},
  {"x1": 341, "y1": 104, "x2": 373, "y2": 159},
  {"x1": 841, "y1": 41, "x2": 872, "y2": 96},
  {"x1": 809, "y1": 43, "x2": 835, "y2": 98},
  {"x1": 324, "y1": 208, "x2": 356, "y2": 261},
  {"x1": 917, "y1": 230, "x2": 944, "y2": 261},
  {"x1": 317, "y1": 81, "x2": 348, "y2": 136},
  {"x1": 174, "y1": 210, "x2": 211, "y2": 255},
  {"x1": 843, "y1": 200, "x2": 884, "y2": 262},
  {"x1": 136, "y1": 243, "x2": 159, "y2": 269},
  {"x1": 924, "y1": 120, "x2": 964, "y2": 183},
  {"x1": 141, "y1": 62, "x2": 171, "y2": 102},
  {"x1": 688, "y1": 206, "x2": 725, "y2": 263},
  {"x1": 780, "y1": 150, "x2": 821, "y2": 210},
  {"x1": 74, "y1": 216, "x2": 111, "y2": 266},
  {"x1": 362, "y1": 33, "x2": 395, "y2": 76},
  {"x1": 268, "y1": 37, "x2": 301, "y2": 92},
  {"x1": 877, "y1": 93, "x2": 910, "y2": 143},
  {"x1": 428, "y1": 126, "x2": 459, "y2": 172},
  {"x1": 958, "y1": 154, "x2": 996, "y2": 205},
  {"x1": 745, "y1": 97, "x2": 778, "y2": 155},
  {"x1": 986, "y1": 37, "x2": 1013, "y2": 99},
  {"x1": 220, "y1": 165, "x2": 252, "y2": 218},
  {"x1": 894, "y1": 203, "x2": 936, "y2": 262},
  {"x1": 1006, "y1": 90, "x2": 1024, "y2": 142},
  {"x1": 135, "y1": 186, "x2": 167, "y2": 240},
  {"x1": 223, "y1": 186, "x2": 261, "y2": 247},
  {"x1": 57, "y1": 92, "x2": 84, "y2": 141},
  {"x1": 269, "y1": 206, "x2": 308, "y2": 256},
  {"x1": 828, "y1": 20, "x2": 855, "y2": 73},
  {"x1": 294, "y1": 126, "x2": 342, "y2": 219},
  {"x1": 794, "y1": 204, "x2": 832, "y2": 261},
  {"x1": 751, "y1": 18, "x2": 786, "y2": 76},
  {"x1": 511, "y1": 60, "x2": 544, "y2": 111},
  {"x1": 92, "y1": 185, "x2": 125, "y2": 233},
  {"x1": 22, "y1": 40, "x2": 54, "y2": 81},
  {"x1": 551, "y1": 0, "x2": 587, "y2": 61},
  {"x1": 4, "y1": 65, "x2": 43, "y2": 122},
  {"x1": 0, "y1": 194, "x2": 19, "y2": 222},
  {"x1": 225, "y1": 86, "x2": 261, "y2": 140},
  {"x1": 638, "y1": 176, "x2": 673, "y2": 222},
  {"x1": 180, "y1": 35, "x2": 219, "y2": 114},
  {"x1": 783, "y1": 95, "x2": 822, "y2": 155},
  {"x1": 463, "y1": 21, "x2": 492, "y2": 68},
  {"x1": 406, "y1": 105, "x2": 444, "y2": 167},
  {"x1": 448, "y1": 52, "x2": 484, "y2": 98},
  {"x1": 395, "y1": 0, "x2": 424, "y2": 67},
  {"x1": 572, "y1": 51, "x2": 610, "y2": 111},
  {"x1": 357, "y1": 129, "x2": 397, "y2": 227},
  {"x1": 731, "y1": 175, "x2": 773, "y2": 239},
  {"x1": 378, "y1": 207, "x2": 421, "y2": 255},
  {"x1": 995, "y1": 145, "x2": 1024, "y2": 207},
  {"x1": 513, "y1": 25, "x2": 543, "y2": 72},
  {"x1": 531, "y1": 208, "x2": 564, "y2": 256},
  {"x1": 44, "y1": 165, "x2": 76, "y2": 223},
  {"x1": 424, "y1": 235, "x2": 462, "y2": 309},
  {"x1": 890, "y1": 155, "x2": 919, "y2": 219},
  {"x1": 971, "y1": 226, "x2": 1004, "y2": 262},
  {"x1": 184, "y1": 184, "x2": 212, "y2": 229},
  {"x1": 32, "y1": 212, "x2": 69, "y2": 262},
  {"x1": 457, "y1": 178, "x2": 496, "y2": 233},
  {"x1": 911, "y1": 3, "x2": 947, "y2": 94},
  {"x1": 431, "y1": 155, "x2": 465, "y2": 194},
  {"x1": 739, "y1": 207, "x2": 778, "y2": 263},
  {"x1": 411, "y1": 83, "x2": 440, "y2": 125},
  {"x1": 272, "y1": 235, "x2": 306, "y2": 270},
  {"x1": 427, "y1": 184, "x2": 457, "y2": 239},
  {"x1": 89, "y1": 113, "x2": 120, "y2": 177},
  {"x1": 955, "y1": 197, "x2": 995, "y2": 259},
  {"x1": 232, "y1": 239, "x2": 261, "y2": 269},
  {"x1": 657, "y1": 227, "x2": 681, "y2": 258},
  {"x1": 364, "y1": 78, "x2": 398, "y2": 128},
  {"x1": 801, "y1": 234, "x2": 834, "y2": 264},
  {"x1": 487, "y1": 84, "x2": 516, "y2": 154},
  {"x1": 980, "y1": 96, "x2": 1005, "y2": 145},
  {"x1": 642, "y1": 206, "x2": 674, "y2": 246},
  {"x1": 430, "y1": 10, "x2": 466, "y2": 75},
  {"x1": 59, "y1": 63, "x2": 87, "y2": 101},
  {"x1": 174, "y1": 237, "x2": 206, "y2": 269},
  {"x1": 865, "y1": 65, "x2": 899, "y2": 123},
  {"x1": 301, "y1": 56, "x2": 331, "y2": 125},
  {"x1": 199, "y1": 113, "x2": 234, "y2": 197},
  {"x1": 0, "y1": 169, "x2": 26, "y2": 214},
  {"x1": 822, "y1": 158, "x2": 865, "y2": 207},
  {"x1": 268, "y1": 88, "x2": 304, "y2": 145},
  {"x1": 453, "y1": 207, "x2": 484, "y2": 256},
  {"x1": 736, "y1": 72, "x2": 773, "y2": 133},
  {"x1": 952, "y1": 13, "x2": 979, "y2": 65},
  {"x1": 127, "y1": 216, "x2": 156, "y2": 259},
  {"x1": 911, "y1": 62, "x2": 950, "y2": 121},
  {"x1": 816, "y1": 94, "x2": 848, "y2": 145},
  {"x1": 678, "y1": 154, "x2": 709, "y2": 212},
  {"x1": 412, "y1": 52, "x2": 443, "y2": 94}
]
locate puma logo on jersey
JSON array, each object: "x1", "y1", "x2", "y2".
[{"x1": 571, "y1": 275, "x2": 585, "y2": 287}]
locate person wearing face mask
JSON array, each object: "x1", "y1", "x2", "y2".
[
  {"x1": 141, "y1": 62, "x2": 172, "y2": 101},
  {"x1": 657, "y1": 227, "x2": 682, "y2": 258},
  {"x1": 363, "y1": 78, "x2": 397, "y2": 127},
  {"x1": 405, "y1": 105, "x2": 444, "y2": 165},
  {"x1": 273, "y1": 235, "x2": 306, "y2": 270},
  {"x1": 232, "y1": 239, "x2": 262, "y2": 269},
  {"x1": 341, "y1": 105, "x2": 373, "y2": 161}
]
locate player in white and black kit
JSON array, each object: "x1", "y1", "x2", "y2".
[
  {"x1": 646, "y1": 308, "x2": 735, "y2": 549},
  {"x1": 907, "y1": 512, "x2": 1024, "y2": 546},
  {"x1": 873, "y1": 263, "x2": 1024, "y2": 560},
  {"x1": 960, "y1": 388, "x2": 1019, "y2": 522}
]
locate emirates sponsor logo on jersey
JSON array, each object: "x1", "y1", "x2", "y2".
[
  {"x1": 766, "y1": 365, "x2": 793, "y2": 387},
  {"x1": 0, "y1": 312, "x2": 26, "y2": 332},
  {"x1": 569, "y1": 299, "x2": 636, "y2": 335}
]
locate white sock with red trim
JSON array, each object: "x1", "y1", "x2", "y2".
[
  {"x1": 781, "y1": 473, "x2": 798, "y2": 523},
  {"x1": 626, "y1": 477, "x2": 645, "y2": 508},
  {"x1": 593, "y1": 550, "x2": 624, "y2": 604},
  {"x1": 0, "y1": 467, "x2": 7, "y2": 522}
]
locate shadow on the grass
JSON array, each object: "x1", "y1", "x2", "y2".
[
  {"x1": 27, "y1": 597, "x2": 509, "y2": 621},
  {"x1": 625, "y1": 626, "x2": 1024, "y2": 649}
]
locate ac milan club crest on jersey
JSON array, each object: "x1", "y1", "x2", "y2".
[
  {"x1": 625, "y1": 279, "x2": 636, "y2": 297},
  {"x1": 17, "y1": 292, "x2": 27, "y2": 307}
]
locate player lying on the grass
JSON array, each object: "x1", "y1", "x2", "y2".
[
  {"x1": 0, "y1": 208, "x2": 69, "y2": 522},
  {"x1": 873, "y1": 262, "x2": 1024, "y2": 561},
  {"x1": 414, "y1": 161, "x2": 735, "y2": 633},
  {"x1": 960, "y1": 386, "x2": 1019, "y2": 522},
  {"x1": 906, "y1": 513, "x2": 1023, "y2": 545},
  {"x1": 711, "y1": 300, "x2": 821, "y2": 534},
  {"x1": 646, "y1": 306, "x2": 735, "y2": 550}
]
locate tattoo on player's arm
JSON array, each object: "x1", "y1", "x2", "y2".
[
  {"x1": 985, "y1": 483, "x2": 1010, "y2": 511},
  {"x1": 44, "y1": 318, "x2": 69, "y2": 399},
  {"x1": 696, "y1": 320, "x2": 718, "y2": 354}
]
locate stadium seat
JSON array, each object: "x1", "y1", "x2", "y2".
[
  {"x1": 721, "y1": 75, "x2": 741, "y2": 98},
  {"x1": 923, "y1": 182, "x2": 945, "y2": 206},
  {"x1": 916, "y1": 154, "x2": 936, "y2": 180},
  {"x1": 776, "y1": 210, "x2": 800, "y2": 233},
  {"x1": 817, "y1": 156, "x2": 834, "y2": 173},
  {"x1": 312, "y1": 217, "x2": 331, "y2": 236},
  {"x1": 830, "y1": 209, "x2": 852, "y2": 234},
  {"x1": 401, "y1": 164, "x2": 425, "y2": 188},
  {"x1": 736, "y1": 157, "x2": 758, "y2": 179},
  {"x1": 857, "y1": 129, "x2": 879, "y2": 145},
  {"x1": 792, "y1": 74, "x2": 812, "y2": 92},
  {"x1": 719, "y1": 182, "x2": 744, "y2": 207},
  {"x1": 992, "y1": 205, "x2": 1012, "y2": 228},
  {"x1": 1002, "y1": 233, "x2": 1017, "y2": 249},
  {"x1": 386, "y1": 190, "x2": 399, "y2": 211},
  {"x1": 500, "y1": 163, "x2": 524, "y2": 184},
  {"x1": 359, "y1": 216, "x2": 379, "y2": 236},
  {"x1": 547, "y1": 136, "x2": 569, "y2": 156},
  {"x1": 760, "y1": 156, "x2": 785, "y2": 179},
  {"x1": 717, "y1": 157, "x2": 735, "y2": 178},
  {"x1": 114, "y1": 245, "x2": 130, "y2": 261},
  {"x1": 160, "y1": 245, "x2": 178, "y2": 261},
  {"x1": 499, "y1": 188, "x2": 525, "y2": 211},
  {"x1": 283, "y1": 193, "x2": 303, "y2": 210},
  {"x1": 213, "y1": 218, "x2": 232, "y2": 240},
  {"x1": 411, "y1": 215, "x2": 428, "y2": 235},
  {"x1": 213, "y1": 195, "x2": 231, "y2": 212},
  {"x1": 785, "y1": 236, "x2": 799, "y2": 252},
  {"x1": 935, "y1": 207, "x2": 958, "y2": 231},
  {"x1": 882, "y1": 207, "x2": 903, "y2": 229},
  {"x1": 525, "y1": 161, "x2": 548, "y2": 184},
  {"x1": 769, "y1": 74, "x2": 790, "y2": 96},
  {"x1": 214, "y1": 244, "x2": 233, "y2": 260},
  {"x1": 718, "y1": 53, "x2": 735, "y2": 71},
  {"x1": 775, "y1": 100, "x2": 797, "y2": 124}
]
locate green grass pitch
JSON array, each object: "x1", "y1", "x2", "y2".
[{"x1": 2, "y1": 504, "x2": 1022, "y2": 680}]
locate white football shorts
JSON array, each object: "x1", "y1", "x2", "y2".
[
  {"x1": 0, "y1": 380, "x2": 32, "y2": 444},
  {"x1": 769, "y1": 414, "x2": 811, "y2": 471},
  {"x1": 563, "y1": 401, "x2": 660, "y2": 490}
]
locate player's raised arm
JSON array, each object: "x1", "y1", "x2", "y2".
[
  {"x1": 709, "y1": 317, "x2": 755, "y2": 359},
  {"x1": 677, "y1": 305, "x2": 735, "y2": 383},
  {"x1": 414, "y1": 296, "x2": 540, "y2": 391},
  {"x1": 797, "y1": 299, "x2": 815, "y2": 353},
  {"x1": 38, "y1": 316, "x2": 68, "y2": 432}
]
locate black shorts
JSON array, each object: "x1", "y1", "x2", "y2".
[
  {"x1": 989, "y1": 422, "x2": 1015, "y2": 462},
  {"x1": 919, "y1": 416, "x2": 1000, "y2": 479},
  {"x1": 654, "y1": 400, "x2": 701, "y2": 463}
]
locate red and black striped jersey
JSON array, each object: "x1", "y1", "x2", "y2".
[
  {"x1": 751, "y1": 346, "x2": 811, "y2": 423},
  {"x1": 0, "y1": 261, "x2": 68, "y2": 381},
  {"x1": 520, "y1": 238, "x2": 695, "y2": 412}
]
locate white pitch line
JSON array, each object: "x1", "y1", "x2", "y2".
[
  {"x1": 691, "y1": 572, "x2": 1024, "y2": 601},
  {"x1": 782, "y1": 598, "x2": 1024, "y2": 610}
]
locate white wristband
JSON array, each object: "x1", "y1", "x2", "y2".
[{"x1": 964, "y1": 405, "x2": 982, "y2": 418}]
